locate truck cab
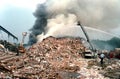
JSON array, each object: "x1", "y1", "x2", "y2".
[{"x1": 83, "y1": 48, "x2": 94, "y2": 58}]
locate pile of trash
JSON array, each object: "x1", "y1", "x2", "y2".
[{"x1": 0, "y1": 36, "x2": 109, "y2": 79}]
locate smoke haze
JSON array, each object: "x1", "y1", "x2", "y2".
[{"x1": 29, "y1": 0, "x2": 120, "y2": 44}]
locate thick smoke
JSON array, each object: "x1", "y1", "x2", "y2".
[
  {"x1": 28, "y1": 4, "x2": 47, "y2": 44},
  {"x1": 29, "y1": 0, "x2": 120, "y2": 44}
]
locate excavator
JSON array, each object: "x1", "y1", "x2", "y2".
[
  {"x1": 18, "y1": 32, "x2": 27, "y2": 53},
  {"x1": 77, "y1": 21, "x2": 96, "y2": 58}
]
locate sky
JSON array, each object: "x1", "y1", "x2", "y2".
[
  {"x1": 0, "y1": 0, "x2": 46, "y2": 43},
  {"x1": 0, "y1": 0, "x2": 120, "y2": 44}
]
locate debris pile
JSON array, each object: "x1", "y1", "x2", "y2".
[
  {"x1": 0, "y1": 36, "x2": 110, "y2": 79},
  {"x1": 87, "y1": 58, "x2": 120, "y2": 79},
  {"x1": 103, "y1": 59, "x2": 120, "y2": 79},
  {"x1": 15, "y1": 36, "x2": 86, "y2": 78}
]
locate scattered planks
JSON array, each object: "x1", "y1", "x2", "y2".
[{"x1": 0, "y1": 53, "x2": 27, "y2": 72}]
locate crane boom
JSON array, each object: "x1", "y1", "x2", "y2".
[
  {"x1": 77, "y1": 21, "x2": 94, "y2": 50},
  {"x1": 0, "y1": 25, "x2": 18, "y2": 41}
]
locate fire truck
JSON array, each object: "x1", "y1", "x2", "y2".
[{"x1": 77, "y1": 21, "x2": 95, "y2": 58}]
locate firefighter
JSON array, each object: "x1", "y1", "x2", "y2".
[{"x1": 99, "y1": 52, "x2": 105, "y2": 66}]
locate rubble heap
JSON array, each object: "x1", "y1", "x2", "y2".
[
  {"x1": 0, "y1": 36, "x2": 108, "y2": 79},
  {"x1": 16, "y1": 36, "x2": 86, "y2": 78},
  {"x1": 103, "y1": 59, "x2": 120, "y2": 79}
]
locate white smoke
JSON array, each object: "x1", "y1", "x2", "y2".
[
  {"x1": 30, "y1": 0, "x2": 120, "y2": 43},
  {"x1": 37, "y1": 14, "x2": 79, "y2": 42},
  {"x1": 45, "y1": 14, "x2": 77, "y2": 35},
  {"x1": 45, "y1": 0, "x2": 120, "y2": 29}
]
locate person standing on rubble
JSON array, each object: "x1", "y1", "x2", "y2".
[{"x1": 99, "y1": 52, "x2": 105, "y2": 66}]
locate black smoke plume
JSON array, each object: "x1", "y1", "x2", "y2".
[{"x1": 28, "y1": 4, "x2": 47, "y2": 45}]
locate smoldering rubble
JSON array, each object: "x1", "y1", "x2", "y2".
[{"x1": 0, "y1": 36, "x2": 120, "y2": 79}]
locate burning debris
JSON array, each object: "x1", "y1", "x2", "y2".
[
  {"x1": 1, "y1": 0, "x2": 120, "y2": 79},
  {"x1": 0, "y1": 36, "x2": 114, "y2": 79},
  {"x1": 16, "y1": 36, "x2": 86, "y2": 78}
]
